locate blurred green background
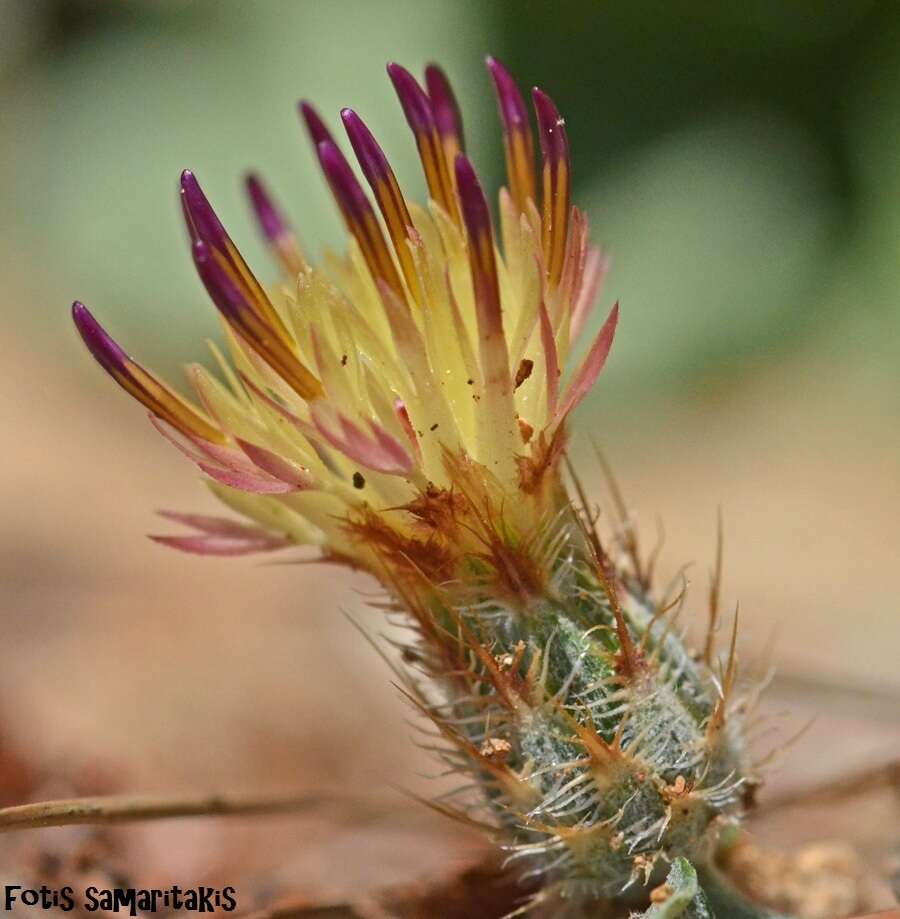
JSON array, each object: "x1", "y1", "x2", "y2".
[{"x1": 0, "y1": 1, "x2": 898, "y2": 881}]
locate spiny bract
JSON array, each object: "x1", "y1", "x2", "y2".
[{"x1": 73, "y1": 58, "x2": 779, "y2": 918}]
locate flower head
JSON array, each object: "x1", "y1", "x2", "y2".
[
  {"x1": 73, "y1": 57, "x2": 615, "y2": 577},
  {"x1": 73, "y1": 60, "x2": 760, "y2": 913}
]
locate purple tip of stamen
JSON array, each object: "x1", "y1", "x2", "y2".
[
  {"x1": 245, "y1": 173, "x2": 287, "y2": 241},
  {"x1": 341, "y1": 108, "x2": 392, "y2": 187},
  {"x1": 316, "y1": 140, "x2": 371, "y2": 222},
  {"x1": 386, "y1": 62, "x2": 434, "y2": 137},
  {"x1": 180, "y1": 169, "x2": 227, "y2": 248},
  {"x1": 486, "y1": 56, "x2": 528, "y2": 133},
  {"x1": 454, "y1": 154, "x2": 492, "y2": 242},
  {"x1": 424, "y1": 63, "x2": 463, "y2": 145},
  {"x1": 72, "y1": 301, "x2": 129, "y2": 374},
  {"x1": 298, "y1": 101, "x2": 335, "y2": 148},
  {"x1": 191, "y1": 240, "x2": 245, "y2": 322},
  {"x1": 532, "y1": 87, "x2": 569, "y2": 164},
  {"x1": 180, "y1": 191, "x2": 199, "y2": 243}
]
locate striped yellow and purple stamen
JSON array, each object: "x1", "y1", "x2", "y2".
[
  {"x1": 180, "y1": 171, "x2": 323, "y2": 404},
  {"x1": 245, "y1": 173, "x2": 307, "y2": 278},
  {"x1": 72, "y1": 301, "x2": 225, "y2": 445},
  {"x1": 181, "y1": 169, "x2": 322, "y2": 400},
  {"x1": 424, "y1": 63, "x2": 465, "y2": 163},
  {"x1": 455, "y1": 155, "x2": 503, "y2": 342},
  {"x1": 533, "y1": 88, "x2": 571, "y2": 287},
  {"x1": 300, "y1": 103, "x2": 407, "y2": 306},
  {"x1": 181, "y1": 171, "x2": 287, "y2": 337},
  {"x1": 487, "y1": 57, "x2": 536, "y2": 215},
  {"x1": 387, "y1": 63, "x2": 460, "y2": 225},
  {"x1": 340, "y1": 108, "x2": 421, "y2": 304},
  {"x1": 455, "y1": 154, "x2": 517, "y2": 468},
  {"x1": 191, "y1": 238, "x2": 323, "y2": 401}
]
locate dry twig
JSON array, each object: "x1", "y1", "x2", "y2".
[{"x1": 0, "y1": 790, "x2": 394, "y2": 833}]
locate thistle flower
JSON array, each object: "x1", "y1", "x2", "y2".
[{"x1": 73, "y1": 59, "x2": 777, "y2": 918}]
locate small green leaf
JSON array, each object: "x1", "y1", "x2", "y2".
[{"x1": 632, "y1": 858, "x2": 713, "y2": 919}]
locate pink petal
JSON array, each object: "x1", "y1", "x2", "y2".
[
  {"x1": 554, "y1": 301, "x2": 619, "y2": 424},
  {"x1": 150, "y1": 533, "x2": 290, "y2": 556},
  {"x1": 556, "y1": 208, "x2": 587, "y2": 322},
  {"x1": 149, "y1": 414, "x2": 215, "y2": 464},
  {"x1": 196, "y1": 461, "x2": 300, "y2": 494},
  {"x1": 236, "y1": 439, "x2": 315, "y2": 489},
  {"x1": 151, "y1": 412, "x2": 301, "y2": 494},
  {"x1": 369, "y1": 419, "x2": 418, "y2": 472},
  {"x1": 570, "y1": 248, "x2": 609, "y2": 344},
  {"x1": 150, "y1": 511, "x2": 291, "y2": 556},
  {"x1": 239, "y1": 372, "x2": 320, "y2": 441},
  {"x1": 311, "y1": 405, "x2": 414, "y2": 476},
  {"x1": 149, "y1": 413, "x2": 258, "y2": 475},
  {"x1": 538, "y1": 301, "x2": 560, "y2": 418},
  {"x1": 156, "y1": 510, "x2": 270, "y2": 537},
  {"x1": 192, "y1": 438, "x2": 260, "y2": 475}
]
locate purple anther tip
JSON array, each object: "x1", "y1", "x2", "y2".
[
  {"x1": 191, "y1": 240, "x2": 243, "y2": 321},
  {"x1": 179, "y1": 169, "x2": 227, "y2": 247},
  {"x1": 387, "y1": 62, "x2": 434, "y2": 136},
  {"x1": 298, "y1": 101, "x2": 334, "y2": 148},
  {"x1": 341, "y1": 108, "x2": 391, "y2": 185},
  {"x1": 245, "y1": 174, "x2": 286, "y2": 241},
  {"x1": 532, "y1": 87, "x2": 568, "y2": 162},
  {"x1": 454, "y1": 154, "x2": 491, "y2": 239},
  {"x1": 424, "y1": 64, "x2": 462, "y2": 143},
  {"x1": 317, "y1": 139, "x2": 370, "y2": 220},
  {"x1": 180, "y1": 169, "x2": 210, "y2": 215},
  {"x1": 72, "y1": 301, "x2": 129, "y2": 373},
  {"x1": 487, "y1": 56, "x2": 528, "y2": 131}
]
